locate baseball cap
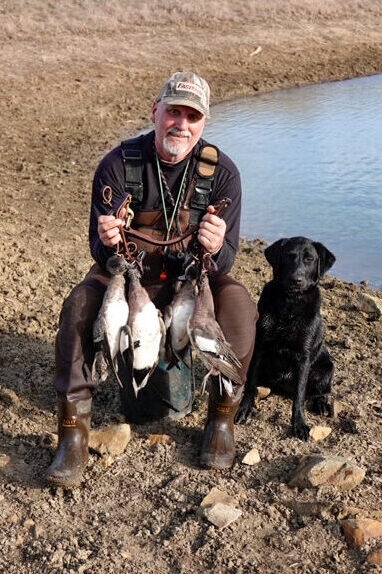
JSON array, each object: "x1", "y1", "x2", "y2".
[{"x1": 157, "y1": 71, "x2": 210, "y2": 118}]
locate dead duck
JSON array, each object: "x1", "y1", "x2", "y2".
[
  {"x1": 123, "y1": 262, "x2": 166, "y2": 396},
  {"x1": 164, "y1": 276, "x2": 196, "y2": 368},
  {"x1": 187, "y1": 270, "x2": 242, "y2": 393},
  {"x1": 92, "y1": 255, "x2": 130, "y2": 386}
]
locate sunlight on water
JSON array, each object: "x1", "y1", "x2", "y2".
[{"x1": 204, "y1": 75, "x2": 382, "y2": 289}]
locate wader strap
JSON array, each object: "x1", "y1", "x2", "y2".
[
  {"x1": 121, "y1": 137, "x2": 144, "y2": 205},
  {"x1": 190, "y1": 144, "x2": 220, "y2": 225},
  {"x1": 120, "y1": 139, "x2": 220, "y2": 223}
]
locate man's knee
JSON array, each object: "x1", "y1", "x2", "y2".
[
  {"x1": 214, "y1": 280, "x2": 258, "y2": 324},
  {"x1": 59, "y1": 281, "x2": 106, "y2": 326}
]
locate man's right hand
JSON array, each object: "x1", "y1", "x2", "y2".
[{"x1": 97, "y1": 208, "x2": 126, "y2": 247}]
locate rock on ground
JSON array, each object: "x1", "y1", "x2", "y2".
[
  {"x1": 309, "y1": 425, "x2": 332, "y2": 441},
  {"x1": 368, "y1": 548, "x2": 382, "y2": 566},
  {"x1": 88, "y1": 424, "x2": 131, "y2": 455},
  {"x1": 289, "y1": 455, "x2": 366, "y2": 490},
  {"x1": 341, "y1": 519, "x2": 382, "y2": 547},
  {"x1": 242, "y1": 447, "x2": 261, "y2": 465},
  {"x1": 358, "y1": 292, "x2": 382, "y2": 319}
]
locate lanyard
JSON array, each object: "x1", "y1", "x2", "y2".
[{"x1": 155, "y1": 153, "x2": 190, "y2": 241}]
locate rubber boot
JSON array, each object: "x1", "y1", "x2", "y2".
[
  {"x1": 200, "y1": 379, "x2": 243, "y2": 469},
  {"x1": 46, "y1": 396, "x2": 91, "y2": 488}
]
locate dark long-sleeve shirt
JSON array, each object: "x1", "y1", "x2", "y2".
[{"x1": 89, "y1": 130, "x2": 242, "y2": 274}]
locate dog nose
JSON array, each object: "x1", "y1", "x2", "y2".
[{"x1": 292, "y1": 277, "x2": 304, "y2": 287}]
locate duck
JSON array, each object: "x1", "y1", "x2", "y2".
[
  {"x1": 123, "y1": 261, "x2": 166, "y2": 396},
  {"x1": 164, "y1": 276, "x2": 196, "y2": 368},
  {"x1": 187, "y1": 270, "x2": 242, "y2": 394},
  {"x1": 92, "y1": 255, "x2": 130, "y2": 387}
]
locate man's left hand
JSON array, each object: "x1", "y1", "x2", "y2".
[{"x1": 198, "y1": 205, "x2": 226, "y2": 255}]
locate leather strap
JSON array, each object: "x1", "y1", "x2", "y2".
[{"x1": 123, "y1": 225, "x2": 198, "y2": 247}]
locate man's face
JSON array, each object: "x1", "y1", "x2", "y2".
[{"x1": 152, "y1": 102, "x2": 206, "y2": 163}]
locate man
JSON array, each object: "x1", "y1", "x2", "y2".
[{"x1": 46, "y1": 72, "x2": 258, "y2": 488}]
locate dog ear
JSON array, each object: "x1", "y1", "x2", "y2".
[
  {"x1": 313, "y1": 242, "x2": 336, "y2": 278},
  {"x1": 264, "y1": 239, "x2": 286, "y2": 272}
]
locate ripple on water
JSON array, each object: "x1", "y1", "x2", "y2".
[{"x1": 205, "y1": 74, "x2": 382, "y2": 289}]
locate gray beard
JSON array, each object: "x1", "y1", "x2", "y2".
[{"x1": 163, "y1": 137, "x2": 191, "y2": 158}]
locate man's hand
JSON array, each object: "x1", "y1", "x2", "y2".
[
  {"x1": 198, "y1": 205, "x2": 226, "y2": 255},
  {"x1": 98, "y1": 208, "x2": 126, "y2": 248}
]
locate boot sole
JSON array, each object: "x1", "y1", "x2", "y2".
[
  {"x1": 45, "y1": 473, "x2": 82, "y2": 489},
  {"x1": 200, "y1": 454, "x2": 235, "y2": 469}
]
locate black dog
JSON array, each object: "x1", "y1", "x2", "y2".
[{"x1": 235, "y1": 236, "x2": 336, "y2": 440}]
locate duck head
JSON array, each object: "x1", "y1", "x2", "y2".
[{"x1": 106, "y1": 255, "x2": 129, "y2": 276}]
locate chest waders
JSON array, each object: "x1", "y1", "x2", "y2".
[{"x1": 118, "y1": 138, "x2": 219, "y2": 423}]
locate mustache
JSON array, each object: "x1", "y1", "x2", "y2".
[{"x1": 166, "y1": 128, "x2": 192, "y2": 138}]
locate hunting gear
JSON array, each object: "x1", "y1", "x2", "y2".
[{"x1": 46, "y1": 72, "x2": 258, "y2": 488}]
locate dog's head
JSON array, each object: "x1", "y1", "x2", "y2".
[{"x1": 264, "y1": 236, "x2": 335, "y2": 293}]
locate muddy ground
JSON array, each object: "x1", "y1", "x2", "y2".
[{"x1": 0, "y1": 1, "x2": 382, "y2": 572}]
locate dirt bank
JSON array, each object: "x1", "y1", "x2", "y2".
[{"x1": 0, "y1": 1, "x2": 382, "y2": 572}]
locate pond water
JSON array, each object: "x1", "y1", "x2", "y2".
[{"x1": 204, "y1": 74, "x2": 382, "y2": 289}]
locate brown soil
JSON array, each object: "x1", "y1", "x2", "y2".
[{"x1": 0, "y1": 1, "x2": 382, "y2": 572}]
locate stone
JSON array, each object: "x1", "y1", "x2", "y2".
[
  {"x1": 257, "y1": 387, "x2": 271, "y2": 400},
  {"x1": 100, "y1": 455, "x2": 114, "y2": 468},
  {"x1": 0, "y1": 454, "x2": 11, "y2": 468},
  {"x1": 52, "y1": 548, "x2": 65, "y2": 564},
  {"x1": 200, "y1": 487, "x2": 237, "y2": 509},
  {"x1": 289, "y1": 455, "x2": 366, "y2": 491},
  {"x1": 15, "y1": 535, "x2": 24, "y2": 547},
  {"x1": 368, "y1": 548, "x2": 382, "y2": 566},
  {"x1": 33, "y1": 524, "x2": 44, "y2": 538},
  {"x1": 148, "y1": 434, "x2": 174, "y2": 446},
  {"x1": 332, "y1": 400, "x2": 346, "y2": 419},
  {"x1": 358, "y1": 293, "x2": 382, "y2": 319},
  {"x1": 342, "y1": 519, "x2": 382, "y2": 547},
  {"x1": 200, "y1": 488, "x2": 242, "y2": 529},
  {"x1": 9, "y1": 514, "x2": 20, "y2": 525},
  {"x1": 309, "y1": 425, "x2": 332, "y2": 441},
  {"x1": 89, "y1": 424, "x2": 131, "y2": 456},
  {"x1": 202, "y1": 502, "x2": 242, "y2": 529},
  {"x1": 242, "y1": 447, "x2": 261, "y2": 465}
]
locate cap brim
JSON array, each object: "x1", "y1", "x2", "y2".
[{"x1": 160, "y1": 96, "x2": 210, "y2": 119}]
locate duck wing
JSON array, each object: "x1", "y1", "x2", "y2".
[
  {"x1": 92, "y1": 312, "x2": 111, "y2": 384},
  {"x1": 187, "y1": 322, "x2": 242, "y2": 386}
]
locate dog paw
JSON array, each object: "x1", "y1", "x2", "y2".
[
  {"x1": 293, "y1": 422, "x2": 311, "y2": 441},
  {"x1": 312, "y1": 397, "x2": 333, "y2": 417},
  {"x1": 235, "y1": 399, "x2": 253, "y2": 425}
]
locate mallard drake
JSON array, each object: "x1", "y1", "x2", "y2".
[
  {"x1": 187, "y1": 270, "x2": 242, "y2": 393},
  {"x1": 164, "y1": 276, "x2": 196, "y2": 368},
  {"x1": 123, "y1": 263, "x2": 166, "y2": 396},
  {"x1": 92, "y1": 255, "x2": 130, "y2": 386}
]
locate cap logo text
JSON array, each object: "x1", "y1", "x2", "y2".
[{"x1": 176, "y1": 82, "x2": 204, "y2": 100}]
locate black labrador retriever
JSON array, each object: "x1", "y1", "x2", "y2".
[{"x1": 235, "y1": 236, "x2": 336, "y2": 440}]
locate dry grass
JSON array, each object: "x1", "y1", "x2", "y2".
[
  {"x1": 1, "y1": 0, "x2": 381, "y2": 87},
  {"x1": 2, "y1": 0, "x2": 381, "y2": 37}
]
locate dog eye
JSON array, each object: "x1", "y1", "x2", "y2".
[{"x1": 304, "y1": 256, "x2": 314, "y2": 262}]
